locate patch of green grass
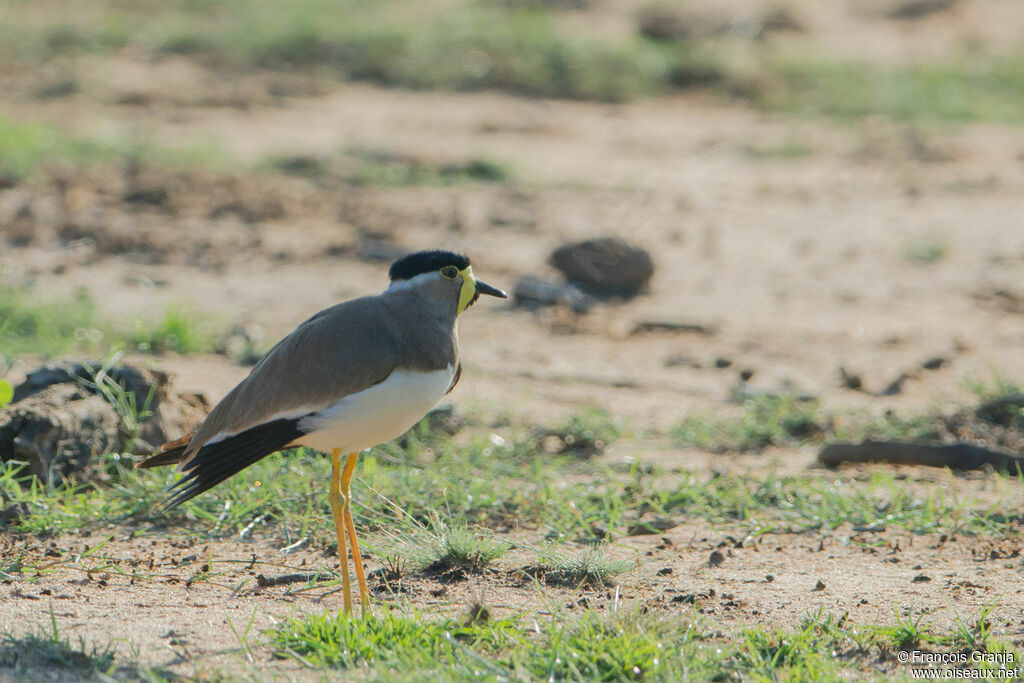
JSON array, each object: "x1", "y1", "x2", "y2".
[
  {"x1": 0, "y1": 116, "x2": 113, "y2": 181},
  {"x1": 270, "y1": 607, "x2": 695, "y2": 678},
  {"x1": 964, "y1": 374, "x2": 1024, "y2": 405},
  {"x1": 0, "y1": 286, "x2": 219, "y2": 361},
  {"x1": 903, "y1": 236, "x2": 949, "y2": 264},
  {"x1": 268, "y1": 608, "x2": 520, "y2": 673},
  {"x1": 673, "y1": 393, "x2": 945, "y2": 453},
  {"x1": 649, "y1": 469, "x2": 998, "y2": 534},
  {"x1": 2, "y1": 1, "x2": 675, "y2": 102},
  {"x1": 761, "y1": 55, "x2": 1024, "y2": 123},
  {"x1": 268, "y1": 603, "x2": 1020, "y2": 680},
  {"x1": 0, "y1": 114, "x2": 227, "y2": 181},
  {"x1": 673, "y1": 394, "x2": 822, "y2": 452},
  {"x1": 3, "y1": 404, "x2": 1020, "y2": 541},
  {"x1": 513, "y1": 610, "x2": 694, "y2": 681},
  {"x1": 4, "y1": 1, "x2": 1024, "y2": 119},
  {"x1": 0, "y1": 286, "x2": 102, "y2": 359},
  {"x1": 172, "y1": 4, "x2": 673, "y2": 102}
]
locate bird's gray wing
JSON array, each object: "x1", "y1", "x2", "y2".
[{"x1": 181, "y1": 296, "x2": 401, "y2": 463}]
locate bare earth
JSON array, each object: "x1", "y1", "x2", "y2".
[{"x1": 3, "y1": 1, "x2": 1024, "y2": 677}]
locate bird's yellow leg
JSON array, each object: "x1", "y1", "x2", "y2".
[
  {"x1": 340, "y1": 452, "x2": 370, "y2": 617},
  {"x1": 329, "y1": 448, "x2": 353, "y2": 615}
]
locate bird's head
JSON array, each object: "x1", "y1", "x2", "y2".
[{"x1": 388, "y1": 249, "x2": 508, "y2": 315}]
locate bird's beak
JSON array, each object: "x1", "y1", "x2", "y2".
[{"x1": 475, "y1": 280, "x2": 508, "y2": 299}]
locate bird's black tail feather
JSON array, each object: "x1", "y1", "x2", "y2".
[{"x1": 162, "y1": 417, "x2": 306, "y2": 511}]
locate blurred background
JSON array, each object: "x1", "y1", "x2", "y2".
[{"x1": 1, "y1": 0, "x2": 1024, "y2": 434}]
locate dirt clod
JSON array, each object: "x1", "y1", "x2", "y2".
[
  {"x1": 549, "y1": 237, "x2": 654, "y2": 298},
  {"x1": 0, "y1": 362, "x2": 208, "y2": 481}
]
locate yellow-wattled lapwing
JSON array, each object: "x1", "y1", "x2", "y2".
[{"x1": 138, "y1": 250, "x2": 507, "y2": 615}]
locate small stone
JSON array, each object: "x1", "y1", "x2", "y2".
[{"x1": 708, "y1": 550, "x2": 725, "y2": 568}]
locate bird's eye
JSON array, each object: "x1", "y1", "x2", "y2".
[{"x1": 440, "y1": 265, "x2": 459, "y2": 280}]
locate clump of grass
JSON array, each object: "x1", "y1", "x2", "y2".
[
  {"x1": 72, "y1": 352, "x2": 157, "y2": 453},
  {"x1": 964, "y1": 374, "x2": 1024, "y2": 405},
  {"x1": 534, "y1": 544, "x2": 631, "y2": 586},
  {"x1": 129, "y1": 305, "x2": 215, "y2": 354},
  {"x1": 383, "y1": 517, "x2": 509, "y2": 573}
]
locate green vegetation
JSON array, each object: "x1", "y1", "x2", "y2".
[
  {"x1": 5, "y1": 0, "x2": 1022, "y2": 120},
  {"x1": 0, "y1": 116, "x2": 113, "y2": 181},
  {"x1": 0, "y1": 286, "x2": 102, "y2": 358},
  {"x1": 0, "y1": 286, "x2": 219, "y2": 360},
  {"x1": 266, "y1": 603, "x2": 1019, "y2": 680},
  {"x1": 0, "y1": 114, "x2": 226, "y2": 181},
  {"x1": 2, "y1": 392, "x2": 1022, "y2": 678},
  {"x1": 381, "y1": 517, "x2": 510, "y2": 573},
  {"x1": 762, "y1": 55, "x2": 1024, "y2": 123},
  {"x1": 533, "y1": 543, "x2": 632, "y2": 586},
  {"x1": 129, "y1": 305, "x2": 216, "y2": 354},
  {"x1": 673, "y1": 393, "x2": 941, "y2": 453},
  {"x1": 2, "y1": 0, "x2": 674, "y2": 102},
  {"x1": 2, "y1": 406, "x2": 1020, "y2": 540},
  {"x1": 674, "y1": 393, "x2": 823, "y2": 452}
]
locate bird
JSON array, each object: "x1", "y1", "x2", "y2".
[{"x1": 137, "y1": 250, "x2": 507, "y2": 616}]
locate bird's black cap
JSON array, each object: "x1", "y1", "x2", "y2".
[{"x1": 389, "y1": 250, "x2": 471, "y2": 281}]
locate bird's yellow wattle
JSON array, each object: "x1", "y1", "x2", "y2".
[{"x1": 457, "y1": 266, "x2": 476, "y2": 315}]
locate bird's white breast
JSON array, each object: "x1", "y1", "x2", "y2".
[{"x1": 294, "y1": 365, "x2": 453, "y2": 454}]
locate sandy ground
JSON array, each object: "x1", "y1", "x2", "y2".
[{"x1": 3, "y1": 0, "x2": 1024, "y2": 676}]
